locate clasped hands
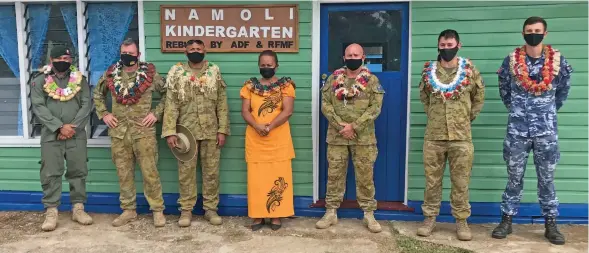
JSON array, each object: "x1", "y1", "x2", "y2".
[
  {"x1": 253, "y1": 123, "x2": 273, "y2": 137},
  {"x1": 57, "y1": 124, "x2": 76, "y2": 140},
  {"x1": 103, "y1": 112, "x2": 157, "y2": 128},
  {"x1": 339, "y1": 123, "x2": 357, "y2": 140}
]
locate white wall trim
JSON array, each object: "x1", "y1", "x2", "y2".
[
  {"x1": 137, "y1": 0, "x2": 146, "y2": 61},
  {"x1": 404, "y1": 0, "x2": 412, "y2": 206},
  {"x1": 76, "y1": 0, "x2": 87, "y2": 75},
  {"x1": 15, "y1": 2, "x2": 30, "y2": 139},
  {"x1": 311, "y1": 0, "x2": 321, "y2": 204}
]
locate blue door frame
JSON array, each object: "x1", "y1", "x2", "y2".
[{"x1": 318, "y1": 2, "x2": 409, "y2": 203}]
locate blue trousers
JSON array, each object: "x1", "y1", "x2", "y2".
[{"x1": 500, "y1": 133, "x2": 560, "y2": 217}]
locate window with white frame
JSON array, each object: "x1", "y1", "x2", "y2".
[
  {"x1": 21, "y1": 1, "x2": 140, "y2": 140},
  {"x1": 0, "y1": 4, "x2": 22, "y2": 137}
]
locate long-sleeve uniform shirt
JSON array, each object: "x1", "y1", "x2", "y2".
[
  {"x1": 419, "y1": 62, "x2": 485, "y2": 141},
  {"x1": 321, "y1": 74, "x2": 384, "y2": 145},
  {"x1": 161, "y1": 62, "x2": 230, "y2": 140},
  {"x1": 93, "y1": 63, "x2": 166, "y2": 140},
  {"x1": 31, "y1": 71, "x2": 92, "y2": 142},
  {"x1": 497, "y1": 50, "x2": 573, "y2": 137}
]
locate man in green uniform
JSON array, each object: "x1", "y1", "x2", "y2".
[
  {"x1": 93, "y1": 38, "x2": 167, "y2": 227},
  {"x1": 416, "y1": 30, "x2": 485, "y2": 241},
  {"x1": 162, "y1": 39, "x2": 230, "y2": 227},
  {"x1": 316, "y1": 43, "x2": 384, "y2": 233},
  {"x1": 31, "y1": 46, "x2": 93, "y2": 231}
]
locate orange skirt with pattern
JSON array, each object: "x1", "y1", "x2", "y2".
[{"x1": 247, "y1": 160, "x2": 294, "y2": 218}]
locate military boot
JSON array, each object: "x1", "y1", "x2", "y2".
[
  {"x1": 544, "y1": 217, "x2": 565, "y2": 245},
  {"x1": 315, "y1": 209, "x2": 338, "y2": 229},
  {"x1": 204, "y1": 210, "x2": 223, "y2": 225},
  {"x1": 112, "y1": 210, "x2": 137, "y2": 227},
  {"x1": 416, "y1": 216, "x2": 436, "y2": 237},
  {"x1": 72, "y1": 203, "x2": 93, "y2": 225},
  {"x1": 363, "y1": 211, "x2": 382, "y2": 233},
  {"x1": 456, "y1": 219, "x2": 472, "y2": 241},
  {"x1": 178, "y1": 211, "x2": 192, "y2": 227},
  {"x1": 153, "y1": 211, "x2": 166, "y2": 227},
  {"x1": 491, "y1": 213, "x2": 512, "y2": 239},
  {"x1": 41, "y1": 207, "x2": 58, "y2": 232}
]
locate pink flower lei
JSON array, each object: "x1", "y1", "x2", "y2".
[{"x1": 331, "y1": 66, "x2": 371, "y2": 100}]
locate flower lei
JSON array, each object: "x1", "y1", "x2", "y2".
[
  {"x1": 106, "y1": 61, "x2": 155, "y2": 105},
  {"x1": 41, "y1": 65, "x2": 83, "y2": 102},
  {"x1": 331, "y1": 66, "x2": 371, "y2": 100},
  {"x1": 422, "y1": 57, "x2": 472, "y2": 101},
  {"x1": 166, "y1": 61, "x2": 219, "y2": 101},
  {"x1": 508, "y1": 45, "x2": 561, "y2": 96},
  {"x1": 243, "y1": 77, "x2": 295, "y2": 97}
]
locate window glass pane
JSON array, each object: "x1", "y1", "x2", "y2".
[
  {"x1": 86, "y1": 2, "x2": 139, "y2": 138},
  {"x1": 327, "y1": 10, "x2": 402, "y2": 72},
  {"x1": 0, "y1": 5, "x2": 22, "y2": 136}
]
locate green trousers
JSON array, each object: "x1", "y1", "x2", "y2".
[{"x1": 40, "y1": 138, "x2": 88, "y2": 208}]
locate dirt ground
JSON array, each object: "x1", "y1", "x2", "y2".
[{"x1": 0, "y1": 211, "x2": 586, "y2": 253}]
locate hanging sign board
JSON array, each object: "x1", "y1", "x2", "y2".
[{"x1": 160, "y1": 4, "x2": 299, "y2": 53}]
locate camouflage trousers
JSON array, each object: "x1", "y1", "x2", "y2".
[
  {"x1": 325, "y1": 144, "x2": 377, "y2": 212},
  {"x1": 500, "y1": 133, "x2": 560, "y2": 217},
  {"x1": 421, "y1": 140, "x2": 474, "y2": 219},
  {"x1": 177, "y1": 139, "x2": 220, "y2": 211},
  {"x1": 40, "y1": 139, "x2": 88, "y2": 208},
  {"x1": 111, "y1": 132, "x2": 164, "y2": 212}
]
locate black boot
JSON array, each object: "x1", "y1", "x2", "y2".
[
  {"x1": 544, "y1": 217, "x2": 565, "y2": 245},
  {"x1": 491, "y1": 213, "x2": 512, "y2": 239}
]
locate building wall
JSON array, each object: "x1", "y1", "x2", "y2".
[
  {"x1": 408, "y1": 1, "x2": 589, "y2": 204},
  {"x1": 0, "y1": 1, "x2": 314, "y2": 200}
]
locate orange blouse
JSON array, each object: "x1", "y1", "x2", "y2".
[{"x1": 240, "y1": 77, "x2": 296, "y2": 163}]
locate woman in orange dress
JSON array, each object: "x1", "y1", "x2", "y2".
[{"x1": 240, "y1": 50, "x2": 296, "y2": 231}]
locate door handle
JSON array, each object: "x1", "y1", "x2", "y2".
[{"x1": 321, "y1": 73, "x2": 328, "y2": 88}]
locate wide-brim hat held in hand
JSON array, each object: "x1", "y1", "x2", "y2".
[{"x1": 170, "y1": 125, "x2": 197, "y2": 162}]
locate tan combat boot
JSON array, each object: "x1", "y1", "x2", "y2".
[
  {"x1": 153, "y1": 211, "x2": 166, "y2": 227},
  {"x1": 72, "y1": 203, "x2": 93, "y2": 225},
  {"x1": 456, "y1": 219, "x2": 472, "y2": 241},
  {"x1": 363, "y1": 211, "x2": 382, "y2": 233},
  {"x1": 178, "y1": 211, "x2": 192, "y2": 227},
  {"x1": 204, "y1": 210, "x2": 223, "y2": 225},
  {"x1": 416, "y1": 216, "x2": 436, "y2": 237},
  {"x1": 315, "y1": 209, "x2": 338, "y2": 229},
  {"x1": 41, "y1": 207, "x2": 58, "y2": 232},
  {"x1": 112, "y1": 210, "x2": 137, "y2": 227}
]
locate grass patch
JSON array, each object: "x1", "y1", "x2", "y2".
[{"x1": 390, "y1": 223, "x2": 475, "y2": 253}]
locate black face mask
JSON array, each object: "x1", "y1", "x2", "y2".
[
  {"x1": 52, "y1": 61, "x2": 71, "y2": 73},
  {"x1": 187, "y1": 52, "x2": 205, "y2": 64},
  {"x1": 344, "y1": 58, "x2": 363, "y2": 70},
  {"x1": 438, "y1": 47, "x2": 459, "y2": 62},
  {"x1": 120, "y1": 54, "x2": 138, "y2": 67},
  {"x1": 524, "y1": 33, "x2": 544, "y2": 47},
  {"x1": 259, "y1": 68, "x2": 275, "y2": 79}
]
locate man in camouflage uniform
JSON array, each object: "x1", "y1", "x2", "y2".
[
  {"x1": 93, "y1": 38, "x2": 167, "y2": 227},
  {"x1": 316, "y1": 43, "x2": 384, "y2": 233},
  {"x1": 162, "y1": 39, "x2": 230, "y2": 227},
  {"x1": 31, "y1": 46, "x2": 94, "y2": 231},
  {"x1": 416, "y1": 30, "x2": 485, "y2": 241},
  {"x1": 492, "y1": 17, "x2": 572, "y2": 245}
]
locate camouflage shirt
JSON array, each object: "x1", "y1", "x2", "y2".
[
  {"x1": 161, "y1": 61, "x2": 230, "y2": 140},
  {"x1": 93, "y1": 62, "x2": 166, "y2": 140},
  {"x1": 321, "y1": 70, "x2": 384, "y2": 145},
  {"x1": 419, "y1": 60, "x2": 485, "y2": 141},
  {"x1": 30, "y1": 70, "x2": 92, "y2": 142},
  {"x1": 498, "y1": 47, "x2": 573, "y2": 137}
]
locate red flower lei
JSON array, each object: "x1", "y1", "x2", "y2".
[
  {"x1": 510, "y1": 45, "x2": 559, "y2": 96},
  {"x1": 105, "y1": 62, "x2": 155, "y2": 105}
]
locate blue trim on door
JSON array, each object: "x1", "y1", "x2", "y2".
[
  {"x1": 318, "y1": 2, "x2": 410, "y2": 202},
  {"x1": 0, "y1": 191, "x2": 586, "y2": 224}
]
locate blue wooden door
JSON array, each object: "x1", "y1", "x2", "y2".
[{"x1": 319, "y1": 3, "x2": 409, "y2": 202}]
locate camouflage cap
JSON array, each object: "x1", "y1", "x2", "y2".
[{"x1": 50, "y1": 45, "x2": 72, "y2": 58}]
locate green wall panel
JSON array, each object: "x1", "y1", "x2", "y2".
[{"x1": 408, "y1": 1, "x2": 589, "y2": 203}]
